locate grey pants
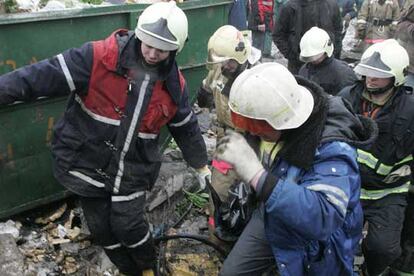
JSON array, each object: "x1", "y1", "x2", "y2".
[{"x1": 219, "y1": 207, "x2": 277, "y2": 276}]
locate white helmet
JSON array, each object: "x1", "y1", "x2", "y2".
[
  {"x1": 207, "y1": 25, "x2": 252, "y2": 65},
  {"x1": 135, "y1": 1, "x2": 188, "y2": 53},
  {"x1": 299, "y1": 27, "x2": 334, "y2": 63},
  {"x1": 229, "y1": 63, "x2": 314, "y2": 130},
  {"x1": 354, "y1": 39, "x2": 409, "y2": 86}
]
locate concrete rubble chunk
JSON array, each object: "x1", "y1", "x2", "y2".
[
  {"x1": 0, "y1": 233, "x2": 25, "y2": 276},
  {"x1": 148, "y1": 173, "x2": 185, "y2": 211},
  {"x1": 0, "y1": 220, "x2": 21, "y2": 239}
]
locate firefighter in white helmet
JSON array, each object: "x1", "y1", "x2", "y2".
[
  {"x1": 0, "y1": 2, "x2": 210, "y2": 275},
  {"x1": 298, "y1": 26, "x2": 357, "y2": 96},
  {"x1": 339, "y1": 39, "x2": 414, "y2": 276},
  {"x1": 215, "y1": 62, "x2": 377, "y2": 275},
  {"x1": 196, "y1": 25, "x2": 261, "y2": 244}
]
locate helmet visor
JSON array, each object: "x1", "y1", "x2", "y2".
[
  {"x1": 231, "y1": 111, "x2": 275, "y2": 134},
  {"x1": 354, "y1": 51, "x2": 394, "y2": 79},
  {"x1": 299, "y1": 52, "x2": 325, "y2": 63},
  {"x1": 354, "y1": 64, "x2": 394, "y2": 79},
  {"x1": 136, "y1": 18, "x2": 179, "y2": 51}
]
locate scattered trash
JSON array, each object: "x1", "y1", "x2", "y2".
[
  {"x1": 35, "y1": 203, "x2": 67, "y2": 225},
  {"x1": 0, "y1": 108, "x2": 224, "y2": 275}
]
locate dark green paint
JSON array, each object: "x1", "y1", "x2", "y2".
[{"x1": 0, "y1": 0, "x2": 230, "y2": 219}]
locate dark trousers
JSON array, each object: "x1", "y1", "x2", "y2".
[
  {"x1": 392, "y1": 191, "x2": 414, "y2": 273},
  {"x1": 252, "y1": 31, "x2": 266, "y2": 55},
  {"x1": 361, "y1": 193, "x2": 408, "y2": 275},
  {"x1": 79, "y1": 196, "x2": 155, "y2": 276},
  {"x1": 219, "y1": 207, "x2": 276, "y2": 276}
]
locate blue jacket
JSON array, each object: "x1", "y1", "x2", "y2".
[
  {"x1": 256, "y1": 77, "x2": 377, "y2": 275},
  {"x1": 265, "y1": 141, "x2": 362, "y2": 275},
  {"x1": 229, "y1": 0, "x2": 248, "y2": 31}
]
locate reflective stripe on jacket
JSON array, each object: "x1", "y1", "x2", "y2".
[
  {"x1": 0, "y1": 29, "x2": 207, "y2": 197},
  {"x1": 339, "y1": 82, "x2": 414, "y2": 199},
  {"x1": 265, "y1": 141, "x2": 363, "y2": 275}
]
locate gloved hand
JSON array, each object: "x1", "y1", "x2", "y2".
[
  {"x1": 197, "y1": 86, "x2": 214, "y2": 109},
  {"x1": 215, "y1": 131, "x2": 264, "y2": 184},
  {"x1": 195, "y1": 165, "x2": 212, "y2": 191}
]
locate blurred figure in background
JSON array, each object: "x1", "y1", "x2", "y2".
[
  {"x1": 247, "y1": 0, "x2": 274, "y2": 58},
  {"x1": 395, "y1": 2, "x2": 414, "y2": 86},
  {"x1": 228, "y1": 0, "x2": 248, "y2": 31},
  {"x1": 356, "y1": 0, "x2": 400, "y2": 51}
]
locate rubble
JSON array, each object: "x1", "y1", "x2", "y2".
[
  {"x1": 0, "y1": 108, "x2": 223, "y2": 275},
  {"x1": 0, "y1": 234, "x2": 25, "y2": 276},
  {"x1": 0, "y1": 219, "x2": 21, "y2": 239}
]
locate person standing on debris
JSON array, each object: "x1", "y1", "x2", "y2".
[
  {"x1": 298, "y1": 27, "x2": 357, "y2": 95},
  {"x1": 247, "y1": 0, "x2": 274, "y2": 58},
  {"x1": 215, "y1": 62, "x2": 377, "y2": 275},
  {"x1": 197, "y1": 25, "x2": 261, "y2": 242},
  {"x1": 0, "y1": 2, "x2": 210, "y2": 275},
  {"x1": 356, "y1": 0, "x2": 400, "y2": 51},
  {"x1": 339, "y1": 39, "x2": 413, "y2": 276}
]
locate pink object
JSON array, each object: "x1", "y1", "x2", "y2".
[{"x1": 212, "y1": 159, "x2": 233, "y2": 174}]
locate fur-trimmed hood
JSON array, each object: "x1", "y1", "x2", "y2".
[{"x1": 278, "y1": 76, "x2": 378, "y2": 169}]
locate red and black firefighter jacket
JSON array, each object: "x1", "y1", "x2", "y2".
[{"x1": 0, "y1": 30, "x2": 208, "y2": 197}]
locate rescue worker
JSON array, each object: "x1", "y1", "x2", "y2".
[
  {"x1": 273, "y1": 0, "x2": 342, "y2": 74},
  {"x1": 197, "y1": 25, "x2": 261, "y2": 242},
  {"x1": 298, "y1": 27, "x2": 357, "y2": 95},
  {"x1": 338, "y1": 0, "x2": 360, "y2": 38},
  {"x1": 247, "y1": 0, "x2": 274, "y2": 58},
  {"x1": 356, "y1": 0, "x2": 400, "y2": 51},
  {"x1": 339, "y1": 39, "x2": 413, "y2": 276},
  {"x1": 0, "y1": 2, "x2": 210, "y2": 275},
  {"x1": 216, "y1": 62, "x2": 377, "y2": 275},
  {"x1": 396, "y1": 3, "x2": 414, "y2": 87}
]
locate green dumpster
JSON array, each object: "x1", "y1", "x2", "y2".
[{"x1": 0, "y1": 0, "x2": 231, "y2": 219}]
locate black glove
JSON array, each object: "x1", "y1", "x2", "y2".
[{"x1": 197, "y1": 86, "x2": 214, "y2": 109}]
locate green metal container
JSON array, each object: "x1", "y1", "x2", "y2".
[{"x1": 0, "y1": 0, "x2": 231, "y2": 219}]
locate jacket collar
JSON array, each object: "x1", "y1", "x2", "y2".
[{"x1": 103, "y1": 30, "x2": 183, "y2": 105}]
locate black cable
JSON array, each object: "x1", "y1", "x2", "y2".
[
  {"x1": 154, "y1": 233, "x2": 227, "y2": 258},
  {"x1": 171, "y1": 202, "x2": 193, "y2": 229}
]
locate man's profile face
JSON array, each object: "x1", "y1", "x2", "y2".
[
  {"x1": 141, "y1": 43, "x2": 170, "y2": 65},
  {"x1": 365, "y1": 76, "x2": 393, "y2": 89},
  {"x1": 221, "y1": 59, "x2": 240, "y2": 78}
]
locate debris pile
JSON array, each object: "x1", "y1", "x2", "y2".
[{"x1": 0, "y1": 108, "x2": 223, "y2": 275}]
